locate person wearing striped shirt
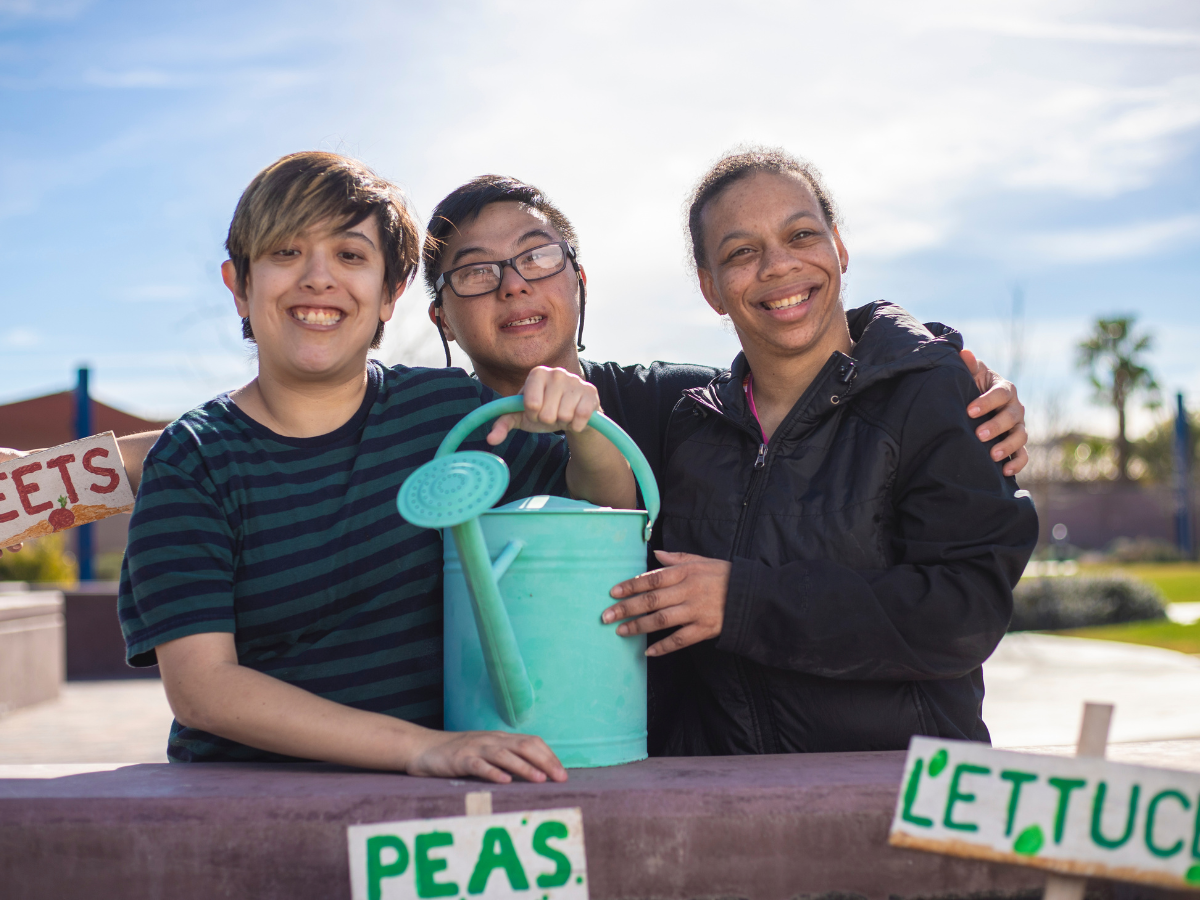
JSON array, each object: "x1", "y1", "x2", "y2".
[{"x1": 117, "y1": 152, "x2": 635, "y2": 783}]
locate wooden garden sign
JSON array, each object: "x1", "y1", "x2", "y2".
[
  {"x1": 0, "y1": 432, "x2": 134, "y2": 546},
  {"x1": 347, "y1": 805, "x2": 588, "y2": 900},
  {"x1": 889, "y1": 734, "x2": 1200, "y2": 891}
]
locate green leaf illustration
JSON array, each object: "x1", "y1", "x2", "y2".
[
  {"x1": 928, "y1": 748, "x2": 948, "y2": 777},
  {"x1": 1013, "y1": 824, "x2": 1044, "y2": 856},
  {"x1": 1186, "y1": 864, "x2": 1200, "y2": 885}
]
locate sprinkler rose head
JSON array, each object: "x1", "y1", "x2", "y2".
[{"x1": 397, "y1": 451, "x2": 510, "y2": 530}]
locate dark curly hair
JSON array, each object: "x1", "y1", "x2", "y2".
[{"x1": 686, "y1": 146, "x2": 841, "y2": 270}]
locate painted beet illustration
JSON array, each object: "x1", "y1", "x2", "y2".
[{"x1": 48, "y1": 497, "x2": 76, "y2": 532}]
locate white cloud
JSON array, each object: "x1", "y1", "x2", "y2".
[
  {"x1": 2, "y1": 328, "x2": 40, "y2": 348},
  {"x1": 1028, "y1": 215, "x2": 1200, "y2": 263},
  {"x1": 952, "y1": 16, "x2": 1200, "y2": 48},
  {"x1": 123, "y1": 284, "x2": 197, "y2": 302},
  {"x1": 82, "y1": 68, "x2": 180, "y2": 89}
]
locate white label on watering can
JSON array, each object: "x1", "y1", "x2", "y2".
[
  {"x1": 888, "y1": 736, "x2": 1200, "y2": 890},
  {"x1": 348, "y1": 807, "x2": 588, "y2": 900}
]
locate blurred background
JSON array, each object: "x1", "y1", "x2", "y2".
[{"x1": 1, "y1": 0, "x2": 1199, "y2": 759}]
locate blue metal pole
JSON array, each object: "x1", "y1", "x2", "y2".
[
  {"x1": 1174, "y1": 392, "x2": 1193, "y2": 558},
  {"x1": 74, "y1": 366, "x2": 94, "y2": 581}
]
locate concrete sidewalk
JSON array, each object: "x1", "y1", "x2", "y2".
[{"x1": 0, "y1": 632, "x2": 1198, "y2": 765}]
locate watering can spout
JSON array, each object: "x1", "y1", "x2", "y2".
[
  {"x1": 449, "y1": 527, "x2": 534, "y2": 726},
  {"x1": 395, "y1": 448, "x2": 534, "y2": 726}
]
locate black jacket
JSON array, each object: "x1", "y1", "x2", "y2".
[{"x1": 651, "y1": 301, "x2": 1038, "y2": 756}]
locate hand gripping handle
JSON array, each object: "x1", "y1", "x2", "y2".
[{"x1": 436, "y1": 395, "x2": 660, "y2": 539}]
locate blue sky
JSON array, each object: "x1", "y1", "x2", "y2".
[{"x1": 1, "y1": 0, "x2": 1197, "y2": 440}]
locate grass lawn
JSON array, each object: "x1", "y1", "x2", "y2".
[
  {"x1": 1055, "y1": 619, "x2": 1200, "y2": 656},
  {"x1": 1077, "y1": 562, "x2": 1200, "y2": 603}
]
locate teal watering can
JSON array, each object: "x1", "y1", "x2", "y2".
[{"x1": 396, "y1": 396, "x2": 659, "y2": 767}]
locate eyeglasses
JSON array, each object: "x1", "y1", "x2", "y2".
[{"x1": 435, "y1": 241, "x2": 576, "y2": 298}]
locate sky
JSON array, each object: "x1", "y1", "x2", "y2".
[{"x1": 1, "y1": 0, "x2": 1198, "y2": 440}]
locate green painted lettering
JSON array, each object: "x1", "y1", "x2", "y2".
[
  {"x1": 367, "y1": 835, "x2": 409, "y2": 900},
  {"x1": 1145, "y1": 789, "x2": 1190, "y2": 858},
  {"x1": 415, "y1": 832, "x2": 459, "y2": 898},
  {"x1": 901, "y1": 758, "x2": 933, "y2": 827},
  {"x1": 532, "y1": 821, "x2": 571, "y2": 888},
  {"x1": 1047, "y1": 777, "x2": 1087, "y2": 844},
  {"x1": 1091, "y1": 782, "x2": 1141, "y2": 850},
  {"x1": 1193, "y1": 792, "x2": 1200, "y2": 861},
  {"x1": 943, "y1": 763, "x2": 990, "y2": 832},
  {"x1": 999, "y1": 770, "x2": 1038, "y2": 837},
  {"x1": 468, "y1": 826, "x2": 529, "y2": 894},
  {"x1": 928, "y1": 748, "x2": 948, "y2": 777}
]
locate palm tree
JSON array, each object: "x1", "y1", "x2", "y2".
[{"x1": 1077, "y1": 317, "x2": 1159, "y2": 482}]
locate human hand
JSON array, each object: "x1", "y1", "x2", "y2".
[
  {"x1": 603, "y1": 550, "x2": 731, "y2": 656},
  {"x1": 0, "y1": 447, "x2": 27, "y2": 555},
  {"x1": 959, "y1": 349, "x2": 1028, "y2": 477},
  {"x1": 487, "y1": 367, "x2": 600, "y2": 445},
  {"x1": 406, "y1": 729, "x2": 568, "y2": 784}
]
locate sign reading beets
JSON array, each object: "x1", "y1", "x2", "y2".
[{"x1": 0, "y1": 431, "x2": 135, "y2": 546}]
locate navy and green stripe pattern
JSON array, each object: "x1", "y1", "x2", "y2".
[{"x1": 118, "y1": 361, "x2": 567, "y2": 762}]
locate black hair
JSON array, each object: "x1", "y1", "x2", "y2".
[{"x1": 423, "y1": 175, "x2": 585, "y2": 366}]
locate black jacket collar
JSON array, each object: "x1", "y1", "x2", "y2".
[{"x1": 684, "y1": 301, "x2": 965, "y2": 442}]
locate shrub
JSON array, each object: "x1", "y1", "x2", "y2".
[
  {"x1": 0, "y1": 533, "x2": 78, "y2": 584},
  {"x1": 1106, "y1": 536, "x2": 1183, "y2": 563},
  {"x1": 1010, "y1": 576, "x2": 1167, "y2": 631}
]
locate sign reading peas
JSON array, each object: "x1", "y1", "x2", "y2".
[
  {"x1": 348, "y1": 808, "x2": 587, "y2": 900},
  {"x1": 889, "y1": 737, "x2": 1200, "y2": 890}
]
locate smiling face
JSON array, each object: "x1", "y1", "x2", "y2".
[
  {"x1": 697, "y1": 171, "x2": 850, "y2": 366},
  {"x1": 429, "y1": 201, "x2": 583, "y2": 388},
  {"x1": 222, "y1": 215, "x2": 401, "y2": 385}
]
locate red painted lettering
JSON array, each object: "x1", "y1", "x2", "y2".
[
  {"x1": 12, "y1": 462, "x2": 53, "y2": 515},
  {"x1": 0, "y1": 472, "x2": 18, "y2": 524},
  {"x1": 45, "y1": 454, "x2": 79, "y2": 504},
  {"x1": 82, "y1": 448, "x2": 120, "y2": 494}
]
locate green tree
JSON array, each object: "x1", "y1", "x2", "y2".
[{"x1": 1077, "y1": 316, "x2": 1159, "y2": 483}]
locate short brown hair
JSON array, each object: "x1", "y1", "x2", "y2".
[
  {"x1": 686, "y1": 146, "x2": 840, "y2": 270},
  {"x1": 226, "y1": 151, "x2": 421, "y2": 348}
]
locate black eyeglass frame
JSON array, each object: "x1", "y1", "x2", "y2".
[
  {"x1": 431, "y1": 240, "x2": 587, "y2": 367},
  {"x1": 434, "y1": 241, "x2": 578, "y2": 298}
]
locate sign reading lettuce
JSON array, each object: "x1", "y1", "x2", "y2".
[
  {"x1": 889, "y1": 737, "x2": 1200, "y2": 890},
  {"x1": 348, "y1": 807, "x2": 587, "y2": 900}
]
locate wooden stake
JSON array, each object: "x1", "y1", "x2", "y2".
[
  {"x1": 1042, "y1": 703, "x2": 1114, "y2": 900},
  {"x1": 465, "y1": 790, "x2": 492, "y2": 816}
]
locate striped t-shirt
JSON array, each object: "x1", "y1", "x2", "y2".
[{"x1": 118, "y1": 361, "x2": 567, "y2": 762}]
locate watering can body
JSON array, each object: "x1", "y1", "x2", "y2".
[
  {"x1": 443, "y1": 495, "x2": 649, "y2": 766},
  {"x1": 397, "y1": 396, "x2": 659, "y2": 768}
]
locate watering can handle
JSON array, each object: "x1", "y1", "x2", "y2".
[{"x1": 436, "y1": 395, "x2": 661, "y2": 538}]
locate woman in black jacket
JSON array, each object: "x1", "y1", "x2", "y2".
[{"x1": 602, "y1": 148, "x2": 1039, "y2": 755}]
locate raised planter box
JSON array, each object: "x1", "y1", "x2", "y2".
[
  {"x1": 58, "y1": 583, "x2": 157, "y2": 681},
  {"x1": 4, "y1": 752, "x2": 1193, "y2": 900},
  {"x1": 0, "y1": 590, "x2": 63, "y2": 715}
]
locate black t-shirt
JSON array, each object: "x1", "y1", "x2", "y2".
[{"x1": 579, "y1": 358, "x2": 719, "y2": 483}]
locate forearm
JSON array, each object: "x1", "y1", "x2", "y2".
[
  {"x1": 564, "y1": 428, "x2": 636, "y2": 509},
  {"x1": 167, "y1": 657, "x2": 434, "y2": 769},
  {"x1": 117, "y1": 430, "x2": 161, "y2": 494}
]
